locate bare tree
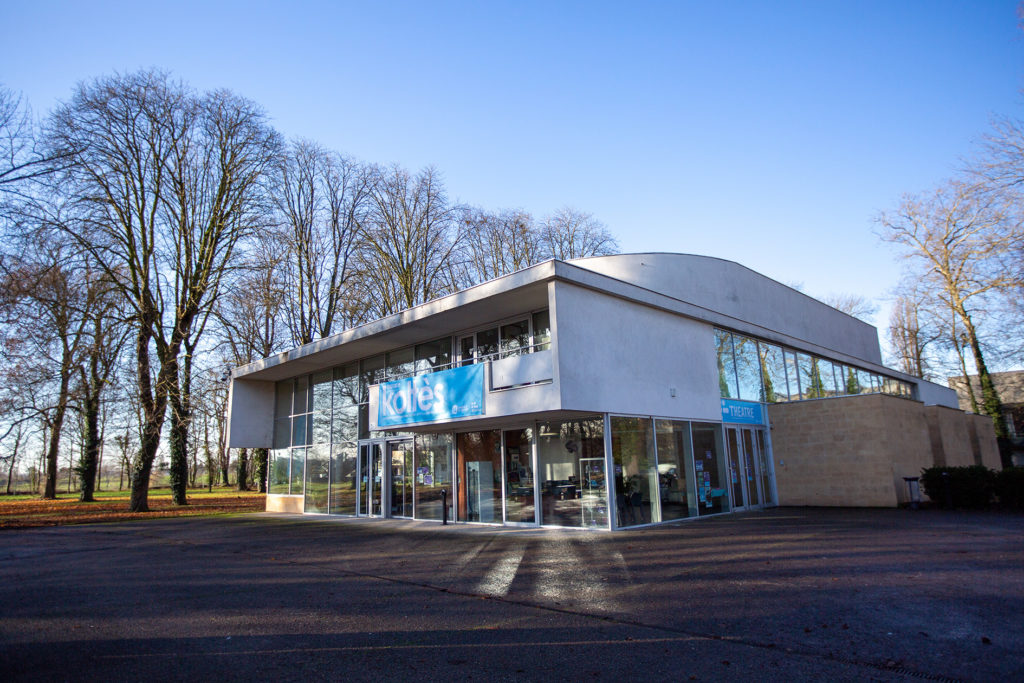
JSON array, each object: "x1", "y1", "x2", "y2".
[
  {"x1": 358, "y1": 165, "x2": 463, "y2": 317},
  {"x1": 820, "y1": 293, "x2": 879, "y2": 322},
  {"x1": 275, "y1": 141, "x2": 372, "y2": 345},
  {"x1": 459, "y1": 208, "x2": 540, "y2": 285},
  {"x1": 0, "y1": 86, "x2": 71, "y2": 201},
  {"x1": 887, "y1": 292, "x2": 935, "y2": 379},
  {"x1": 46, "y1": 71, "x2": 281, "y2": 511},
  {"x1": 539, "y1": 207, "x2": 618, "y2": 260},
  {"x1": 878, "y1": 179, "x2": 1019, "y2": 436}
]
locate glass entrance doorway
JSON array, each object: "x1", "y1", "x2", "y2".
[
  {"x1": 359, "y1": 441, "x2": 383, "y2": 516},
  {"x1": 725, "y1": 426, "x2": 770, "y2": 510},
  {"x1": 359, "y1": 438, "x2": 413, "y2": 518},
  {"x1": 389, "y1": 440, "x2": 413, "y2": 518}
]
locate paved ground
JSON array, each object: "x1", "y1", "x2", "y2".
[{"x1": 0, "y1": 508, "x2": 1021, "y2": 682}]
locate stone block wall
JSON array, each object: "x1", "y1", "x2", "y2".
[
  {"x1": 768, "y1": 394, "x2": 1000, "y2": 508},
  {"x1": 266, "y1": 495, "x2": 304, "y2": 513}
]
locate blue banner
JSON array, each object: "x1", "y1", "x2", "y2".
[
  {"x1": 720, "y1": 398, "x2": 764, "y2": 425},
  {"x1": 378, "y1": 364, "x2": 485, "y2": 427}
]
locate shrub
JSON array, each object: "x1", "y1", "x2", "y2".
[
  {"x1": 919, "y1": 466, "x2": 995, "y2": 509},
  {"x1": 994, "y1": 467, "x2": 1024, "y2": 511}
]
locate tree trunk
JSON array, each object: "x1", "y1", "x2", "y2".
[
  {"x1": 128, "y1": 327, "x2": 173, "y2": 513},
  {"x1": 237, "y1": 447, "x2": 249, "y2": 491},
  {"x1": 168, "y1": 350, "x2": 192, "y2": 505},
  {"x1": 963, "y1": 316, "x2": 1008, "y2": 438},
  {"x1": 253, "y1": 448, "x2": 268, "y2": 493},
  {"x1": 77, "y1": 392, "x2": 100, "y2": 502},
  {"x1": 42, "y1": 403, "x2": 66, "y2": 500}
]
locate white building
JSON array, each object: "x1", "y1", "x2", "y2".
[{"x1": 227, "y1": 253, "x2": 994, "y2": 528}]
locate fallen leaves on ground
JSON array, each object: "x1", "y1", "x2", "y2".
[{"x1": 0, "y1": 492, "x2": 266, "y2": 529}]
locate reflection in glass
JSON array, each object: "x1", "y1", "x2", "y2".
[
  {"x1": 817, "y1": 358, "x2": 838, "y2": 397},
  {"x1": 500, "y1": 320, "x2": 530, "y2": 357},
  {"x1": 758, "y1": 343, "x2": 789, "y2": 403},
  {"x1": 733, "y1": 335, "x2": 762, "y2": 402},
  {"x1": 457, "y1": 431, "x2": 502, "y2": 523},
  {"x1": 796, "y1": 353, "x2": 816, "y2": 400},
  {"x1": 304, "y1": 444, "x2": 329, "y2": 513},
  {"x1": 334, "y1": 362, "x2": 361, "y2": 406},
  {"x1": 726, "y1": 428, "x2": 745, "y2": 508},
  {"x1": 715, "y1": 330, "x2": 738, "y2": 398},
  {"x1": 532, "y1": 310, "x2": 551, "y2": 351},
  {"x1": 275, "y1": 380, "x2": 292, "y2": 418},
  {"x1": 692, "y1": 423, "x2": 727, "y2": 515},
  {"x1": 269, "y1": 448, "x2": 289, "y2": 494},
  {"x1": 415, "y1": 338, "x2": 452, "y2": 374},
  {"x1": 329, "y1": 445, "x2": 358, "y2": 514},
  {"x1": 843, "y1": 366, "x2": 860, "y2": 394},
  {"x1": 537, "y1": 417, "x2": 606, "y2": 528},
  {"x1": 857, "y1": 369, "x2": 874, "y2": 395},
  {"x1": 785, "y1": 351, "x2": 801, "y2": 400},
  {"x1": 414, "y1": 433, "x2": 453, "y2": 521},
  {"x1": 294, "y1": 376, "x2": 310, "y2": 414},
  {"x1": 273, "y1": 418, "x2": 290, "y2": 450},
  {"x1": 386, "y1": 347, "x2": 415, "y2": 380},
  {"x1": 611, "y1": 416, "x2": 659, "y2": 527},
  {"x1": 654, "y1": 420, "x2": 696, "y2": 520},
  {"x1": 290, "y1": 447, "x2": 306, "y2": 496},
  {"x1": 476, "y1": 328, "x2": 499, "y2": 361},
  {"x1": 503, "y1": 429, "x2": 536, "y2": 524},
  {"x1": 361, "y1": 354, "x2": 385, "y2": 391},
  {"x1": 291, "y1": 414, "x2": 309, "y2": 447},
  {"x1": 368, "y1": 444, "x2": 382, "y2": 515},
  {"x1": 312, "y1": 370, "x2": 332, "y2": 413},
  {"x1": 741, "y1": 429, "x2": 760, "y2": 506}
]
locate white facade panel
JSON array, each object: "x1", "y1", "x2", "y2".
[
  {"x1": 227, "y1": 379, "x2": 275, "y2": 448},
  {"x1": 491, "y1": 349, "x2": 553, "y2": 389},
  {"x1": 552, "y1": 281, "x2": 722, "y2": 421}
]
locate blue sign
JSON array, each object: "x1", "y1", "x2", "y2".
[
  {"x1": 378, "y1": 364, "x2": 484, "y2": 427},
  {"x1": 720, "y1": 398, "x2": 764, "y2": 425}
]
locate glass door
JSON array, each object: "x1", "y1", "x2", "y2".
[
  {"x1": 726, "y1": 427, "x2": 747, "y2": 510},
  {"x1": 389, "y1": 440, "x2": 413, "y2": 518},
  {"x1": 359, "y1": 441, "x2": 384, "y2": 516},
  {"x1": 502, "y1": 428, "x2": 536, "y2": 525},
  {"x1": 726, "y1": 427, "x2": 766, "y2": 511},
  {"x1": 741, "y1": 429, "x2": 761, "y2": 507}
]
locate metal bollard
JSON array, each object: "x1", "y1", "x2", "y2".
[{"x1": 441, "y1": 489, "x2": 448, "y2": 525}]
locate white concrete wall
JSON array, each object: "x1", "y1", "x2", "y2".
[
  {"x1": 570, "y1": 253, "x2": 883, "y2": 365},
  {"x1": 227, "y1": 379, "x2": 275, "y2": 448},
  {"x1": 552, "y1": 281, "x2": 721, "y2": 421}
]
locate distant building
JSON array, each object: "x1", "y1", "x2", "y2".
[
  {"x1": 227, "y1": 253, "x2": 1000, "y2": 528},
  {"x1": 948, "y1": 371, "x2": 1024, "y2": 466}
]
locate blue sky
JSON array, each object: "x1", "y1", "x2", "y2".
[{"x1": 2, "y1": 1, "x2": 1022, "y2": 343}]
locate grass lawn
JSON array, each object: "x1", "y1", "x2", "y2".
[{"x1": 0, "y1": 488, "x2": 266, "y2": 529}]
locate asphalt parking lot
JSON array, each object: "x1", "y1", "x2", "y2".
[{"x1": 0, "y1": 507, "x2": 1021, "y2": 682}]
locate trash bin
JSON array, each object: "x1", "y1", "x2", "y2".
[{"x1": 903, "y1": 476, "x2": 921, "y2": 510}]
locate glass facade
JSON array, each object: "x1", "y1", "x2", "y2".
[
  {"x1": 611, "y1": 416, "x2": 659, "y2": 527},
  {"x1": 715, "y1": 328, "x2": 915, "y2": 404},
  {"x1": 537, "y1": 417, "x2": 607, "y2": 528}
]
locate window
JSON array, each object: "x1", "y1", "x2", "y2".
[
  {"x1": 458, "y1": 310, "x2": 552, "y2": 364},
  {"x1": 758, "y1": 343, "x2": 789, "y2": 403},
  {"x1": 715, "y1": 330, "x2": 738, "y2": 399},
  {"x1": 532, "y1": 310, "x2": 551, "y2": 351},
  {"x1": 733, "y1": 335, "x2": 762, "y2": 402}
]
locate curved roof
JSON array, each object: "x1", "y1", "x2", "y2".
[{"x1": 568, "y1": 253, "x2": 883, "y2": 364}]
